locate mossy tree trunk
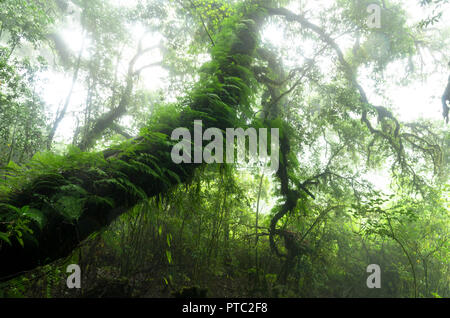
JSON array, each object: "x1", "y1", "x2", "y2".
[{"x1": 0, "y1": 8, "x2": 266, "y2": 281}]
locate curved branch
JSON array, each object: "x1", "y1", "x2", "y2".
[{"x1": 77, "y1": 43, "x2": 161, "y2": 151}]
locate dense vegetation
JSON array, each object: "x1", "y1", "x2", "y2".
[{"x1": 0, "y1": 0, "x2": 448, "y2": 298}]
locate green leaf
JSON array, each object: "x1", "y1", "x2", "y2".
[
  {"x1": 0, "y1": 232, "x2": 11, "y2": 246},
  {"x1": 16, "y1": 236, "x2": 24, "y2": 247},
  {"x1": 0, "y1": 203, "x2": 20, "y2": 214},
  {"x1": 166, "y1": 250, "x2": 172, "y2": 264},
  {"x1": 22, "y1": 208, "x2": 46, "y2": 229}
]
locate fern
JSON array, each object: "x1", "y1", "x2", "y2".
[
  {"x1": 130, "y1": 160, "x2": 161, "y2": 179},
  {"x1": 86, "y1": 195, "x2": 114, "y2": 208}
]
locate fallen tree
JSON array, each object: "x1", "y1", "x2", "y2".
[{"x1": 0, "y1": 5, "x2": 266, "y2": 280}]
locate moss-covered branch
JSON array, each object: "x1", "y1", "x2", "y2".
[{"x1": 0, "y1": 7, "x2": 266, "y2": 281}]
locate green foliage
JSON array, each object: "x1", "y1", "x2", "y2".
[
  {"x1": 0, "y1": 0, "x2": 56, "y2": 46},
  {"x1": 339, "y1": 0, "x2": 415, "y2": 71},
  {"x1": 417, "y1": 0, "x2": 448, "y2": 28},
  {"x1": 0, "y1": 0, "x2": 448, "y2": 300},
  {"x1": 0, "y1": 52, "x2": 48, "y2": 165},
  {"x1": 0, "y1": 204, "x2": 38, "y2": 248}
]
